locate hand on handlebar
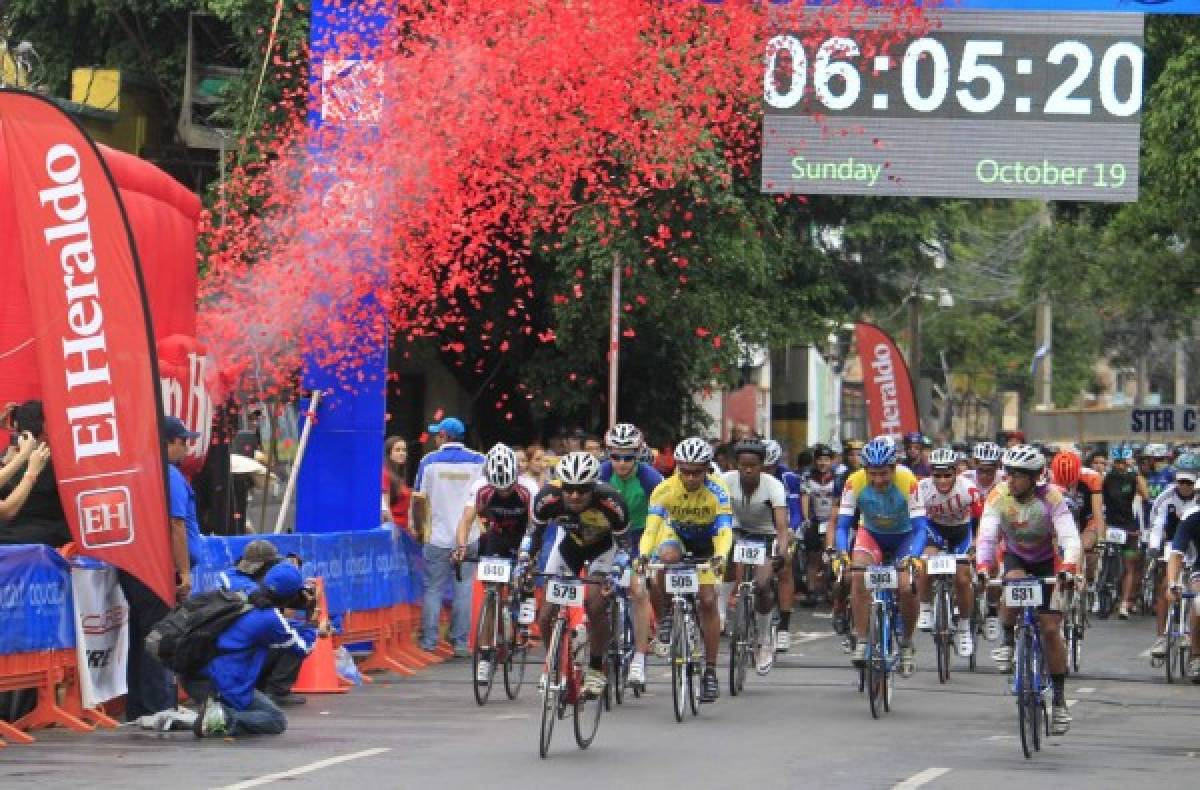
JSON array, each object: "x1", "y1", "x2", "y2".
[{"x1": 709, "y1": 556, "x2": 726, "y2": 580}]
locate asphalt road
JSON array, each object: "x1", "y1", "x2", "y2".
[{"x1": 3, "y1": 610, "x2": 1197, "y2": 789}]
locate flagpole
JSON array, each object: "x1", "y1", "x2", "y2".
[{"x1": 608, "y1": 252, "x2": 620, "y2": 430}]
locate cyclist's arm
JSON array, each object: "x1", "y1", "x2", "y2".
[
  {"x1": 1087, "y1": 491, "x2": 1104, "y2": 532},
  {"x1": 976, "y1": 505, "x2": 1001, "y2": 574},
  {"x1": 772, "y1": 506, "x2": 789, "y2": 556},
  {"x1": 784, "y1": 473, "x2": 804, "y2": 530},
  {"x1": 1147, "y1": 490, "x2": 1171, "y2": 551},
  {"x1": 1050, "y1": 494, "x2": 1082, "y2": 573},
  {"x1": 903, "y1": 516, "x2": 930, "y2": 559},
  {"x1": 641, "y1": 502, "x2": 667, "y2": 557},
  {"x1": 834, "y1": 478, "x2": 858, "y2": 553},
  {"x1": 712, "y1": 512, "x2": 734, "y2": 560},
  {"x1": 455, "y1": 503, "x2": 477, "y2": 552}
]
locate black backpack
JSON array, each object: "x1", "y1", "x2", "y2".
[{"x1": 145, "y1": 589, "x2": 253, "y2": 674}]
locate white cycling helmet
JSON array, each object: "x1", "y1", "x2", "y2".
[
  {"x1": 605, "y1": 422, "x2": 643, "y2": 451},
  {"x1": 972, "y1": 441, "x2": 1002, "y2": 464},
  {"x1": 1144, "y1": 443, "x2": 1169, "y2": 459},
  {"x1": 674, "y1": 437, "x2": 714, "y2": 465},
  {"x1": 485, "y1": 443, "x2": 518, "y2": 488},
  {"x1": 556, "y1": 451, "x2": 601, "y2": 486},
  {"x1": 930, "y1": 447, "x2": 957, "y2": 470},
  {"x1": 1003, "y1": 444, "x2": 1045, "y2": 474},
  {"x1": 763, "y1": 439, "x2": 783, "y2": 467}
]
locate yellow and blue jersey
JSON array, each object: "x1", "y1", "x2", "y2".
[{"x1": 640, "y1": 473, "x2": 734, "y2": 557}]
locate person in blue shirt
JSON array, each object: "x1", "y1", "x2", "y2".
[
  {"x1": 189, "y1": 563, "x2": 316, "y2": 737},
  {"x1": 217, "y1": 540, "x2": 310, "y2": 707}
]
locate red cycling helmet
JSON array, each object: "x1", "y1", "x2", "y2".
[{"x1": 1051, "y1": 451, "x2": 1081, "y2": 490}]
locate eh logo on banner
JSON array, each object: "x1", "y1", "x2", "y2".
[{"x1": 78, "y1": 487, "x2": 134, "y2": 548}]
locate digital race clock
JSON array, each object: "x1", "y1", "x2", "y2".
[{"x1": 760, "y1": 11, "x2": 1144, "y2": 201}]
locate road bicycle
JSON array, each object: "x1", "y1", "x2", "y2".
[
  {"x1": 1095, "y1": 526, "x2": 1127, "y2": 619},
  {"x1": 1163, "y1": 575, "x2": 1195, "y2": 684},
  {"x1": 604, "y1": 568, "x2": 641, "y2": 708},
  {"x1": 1002, "y1": 575, "x2": 1057, "y2": 759},
  {"x1": 727, "y1": 537, "x2": 776, "y2": 695},
  {"x1": 648, "y1": 557, "x2": 712, "y2": 723},
  {"x1": 468, "y1": 555, "x2": 530, "y2": 706},
  {"x1": 926, "y1": 553, "x2": 973, "y2": 683},
  {"x1": 854, "y1": 558, "x2": 916, "y2": 720}
]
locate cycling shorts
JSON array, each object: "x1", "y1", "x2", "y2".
[
  {"x1": 926, "y1": 522, "x2": 971, "y2": 555},
  {"x1": 543, "y1": 530, "x2": 617, "y2": 578},
  {"x1": 654, "y1": 525, "x2": 720, "y2": 585},
  {"x1": 1105, "y1": 525, "x2": 1142, "y2": 559},
  {"x1": 729, "y1": 530, "x2": 780, "y2": 568},
  {"x1": 479, "y1": 531, "x2": 523, "y2": 560},
  {"x1": 1001, "y1": 554, "x2": 1059, "y2": 613},
  {"x1": 853, "y1": 529, "x2": 921, "y2": 565}
]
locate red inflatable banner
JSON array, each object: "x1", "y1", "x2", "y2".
[
  {"x1": 854, "y1": 322, "x2": 919, "y2": 440},
  {"x1": 0, "y1": 90, "x2": 175, "y2": 603}
]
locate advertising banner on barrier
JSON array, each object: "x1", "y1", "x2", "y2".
[
  {"x1": 854, "y1": 322, "x2": 919, "y2": 440},
  {"x1": 70, "y1": 560, "x2": 129, "y2": 707},
  {"x1": 0, "y1": 545, "x2": 75, "y2": 656},
  {"x1": 0, "y1": 90, "x2": 175, "y2": 604}
]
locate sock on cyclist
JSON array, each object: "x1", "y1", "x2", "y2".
[
  {"x1": 778, "y1": 610, "x2": 791, "y2": 631},
  {"x1": 1051, "y1": 673, "x2": 1066, "y2": 705},
  {"x1": 756, "y1": 613, "x2": 773, "y2": 645},
  {"x1": 589, "y1": 656, "x2": 604, "y2": 671}
]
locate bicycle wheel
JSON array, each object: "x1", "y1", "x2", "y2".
[
  {"x1": 1016, "y1": 628, "x2": 1033, "y2": 759},
  {"x1": 687, "y1": 614, "x2": 701, "y2": 716},
  {"x1": 728, "y1": 591, "x2": 747, "y2": 697},
  {"x1": 539, "y1": 618, "x2": 564, "y2": 758},
  {"x1": 866, "y1": 602, "x2": 885, "y2": 719},
  {"x1": 504, "y1": 637, "x2": 528, "y2": 700},
  {"x1": 671, "y1": 608, "x2": 687, "y2": 723},
  {"x1": 934, "y1": 584, "x2": 951, "y2": 684},
  {"x1": 473, "y1": 590, "x2": 498, "y2": 706},
  {"x1": 1165, "y1": 604, "x2": 1178, "y2": 684},
  {"x1": 573, "y1": 663, "x2": 603, "y2": 749}
]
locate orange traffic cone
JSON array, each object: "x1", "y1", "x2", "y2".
[{"x1": 293, "y1": 578, "x2": 348, "y2": 695}]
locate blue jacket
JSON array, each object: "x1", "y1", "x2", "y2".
[
  {"x1": 218, "y1": 569, "x2": 260, "y2": 595},
  {"x1": 201, "y1": 607, "x2": 315, "y2": 710},
  {"x1": 773, "y1": 463, "x2": 804, "y2": 531}
]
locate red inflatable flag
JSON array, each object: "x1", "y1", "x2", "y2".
[
  {"x1": 0, "y1": 90, "x2": 174, "y2": 603},
  {"x1": 854, "y1": 322, "x2": 919, "y2": 441}
]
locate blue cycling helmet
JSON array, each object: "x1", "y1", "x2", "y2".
[
  {"x1": 1110, "y1": 445, "x2": 1133, "y2": 462},
  {"x1": 861, "y1": 436, "x2": 897, "y2": 468}
]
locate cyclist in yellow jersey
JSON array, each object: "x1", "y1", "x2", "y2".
[{"x1": 639, "y1": 437, "x2": 733, "y2": 702}]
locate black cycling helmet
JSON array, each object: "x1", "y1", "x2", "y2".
[{"x1": 733, "y1": 439, "x2": 767, "y2": 461}]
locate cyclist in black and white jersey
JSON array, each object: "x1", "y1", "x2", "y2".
[
  {"x1": 1148, "y1": 453, "x2": 1199, "y2": 660},
  {"x1": 722, "y1": 440, "x2": 791, "y2": 674}
]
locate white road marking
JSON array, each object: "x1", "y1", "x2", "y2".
[
  {"x1": 1077, "y1": 687, "x2": 1095, "y2": 694},
  {"x1": 494, "y1": 714, "x2": 529, "y2": 720},
  {"x1": 811, "y1": 612, "x2": 833, "y2": 619},
  {"x1": 892, "y1": 767, "x2": 951, "y2": 789},
  {"x1": 1138, "y1": 647, "x2": 1154, "y2": 658},
  {"x1": 985, "y1": 735, "x2": 1015, "y2": 741},
  {"x1": 213, "y1": 748, "x2": 391, "y2": 790}
]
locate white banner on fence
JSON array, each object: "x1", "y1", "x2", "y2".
[{"x1": 71, "y1": 566, "x2": 130, "y2": 708}]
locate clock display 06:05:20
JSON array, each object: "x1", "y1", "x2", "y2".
[{"x1": 764, "y1": 32, "x2": 1144, "y2": 121}]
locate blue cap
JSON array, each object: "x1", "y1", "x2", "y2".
[
  {"x1": 262, "y1": 563, "x2": 304, "y2": 598},
  {"x1": 427, "y1": 416, "x2": 465, "y2": 439},
  {"x1": 163, "y1": 415, "x2": 201, "y2": 442}
]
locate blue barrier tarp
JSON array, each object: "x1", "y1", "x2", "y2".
[{"x1": 0, "y1": 544, "x2": 75, "y2": 655}]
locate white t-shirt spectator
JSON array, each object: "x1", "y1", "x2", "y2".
[{"x1": 415, "y1": 442, "x2": 485, "y2": 548}]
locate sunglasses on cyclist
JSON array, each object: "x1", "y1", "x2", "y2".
[
  {"x1": 609, "y1": 454, "x2": 637, "y2": 462},
  {"x1": 561, "y1": 483, "x2": 593, "y2": 495},
  {"x1": 931, "y1": 471, "x2": 955, "y2": 479}
]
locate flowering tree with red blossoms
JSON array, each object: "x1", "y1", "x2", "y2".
[{"x1": 199, "y1": 0, "x2": 930, "y2": 436}]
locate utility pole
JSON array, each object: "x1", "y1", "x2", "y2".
[
  {"x1": 1034, "y1": 293, "x2": 1053, "y2": 409},
  {"x1": 1175, "y1": 338, "x2": 1187, "y2": 404},
  {"x1": 907, "y1": 292, "x2": 921, "y2": 387},
  {"x1": 607, "y1": 252, "x2": 621, "y2": 430}
]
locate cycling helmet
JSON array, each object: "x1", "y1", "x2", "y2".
[
  {"x1": 903, "y1": 431, "x2": 923, "y2": 445},
  {"x1": 861, "y1": 436, "x2": 897, "y2": 468},
  {"x1": 1050, "y1": 451, "x2": 1081, "y2": 490},
  {"x1": 674, "y1": 437, "x2": 714, "y2": 465},
  {"x1": 763, "y1": 439, "x2": 783, "y2": 467},
  {"x1": 929, "y1": 447, "x2": 957, "y2": 470},
  {"x1": 1110, "y1": 445, "x2": 1133, "y2": 462},
  {"x1": 733, "y1": 439, "x2": 767, "y2": 461},
  {"x1": 1144, "y1": 443, "x2": 1169, "y2": 459},
  {"x1": 972, "y1": 441, "x2": 1002, "y2": 464},
  {"x1": 812, "y1": 443, "x2": 833, "y2": 459},
  {"x1": 1175, "y1": 452, "x2": 1199, "y2": 482},
  {"x1": 556, "y1": 451, "x2": 601, "y2": 485},
  {"x1": 605, "y1": 422, "x2": 643, "y2": 451},
  {"x1": 485, "y1": 443, "x2": 518, "y2": 488},
  {"x1": 1003, "y1": 444, "x2": 1046, "y2": 474}
]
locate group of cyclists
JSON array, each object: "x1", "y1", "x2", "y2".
[{"x1": 452, "y1": 422, "x2": 1200, "y2": 747}]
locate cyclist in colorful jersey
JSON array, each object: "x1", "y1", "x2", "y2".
[
  {"x1": 977, "y1": 445, "x2": 1080, "y2": 736},
  {"x1": 1147, "y1": 453, "x2": 1198, "y2": 660},
  {"x1": 835, "y1": 436, "x2": 928, "y2": 676},
  {"x1": 968, "y1": 442, "x2": 1004, "y2": 499},
  {"x1": 764, "y1": 439, "x2": 804, "y2": 537},
  {"x1": 1166, "y1": 504, "x2": 1200, "y2": 679},
  {"x1": 799, "y1": 443, "x2": 838, "y2": 610},
  {"x1": 454, "y1": 444, "x2": 537, "y2": 683},
  {"x1": 916, "y1": 448, "x2": 981, "y2": 658},
  {"x1": 598, "y1": 423, "x2": 663, "y2": 686},
  {"x1": 1104, "y1": 445, "x2": 1151, "y2": 619},
  {"x1": 640, "y1": 437, "x2": 734, "y2": 703},
  {"x1": 722, "y1": 440, "x2": 791, "y2": 673},
  {"x1": 1143, "y1": 443, "x2": 1176, "y2": 522},
  {"x1": 520, "y1": 452, "x2": 631, "y2": 697}
]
